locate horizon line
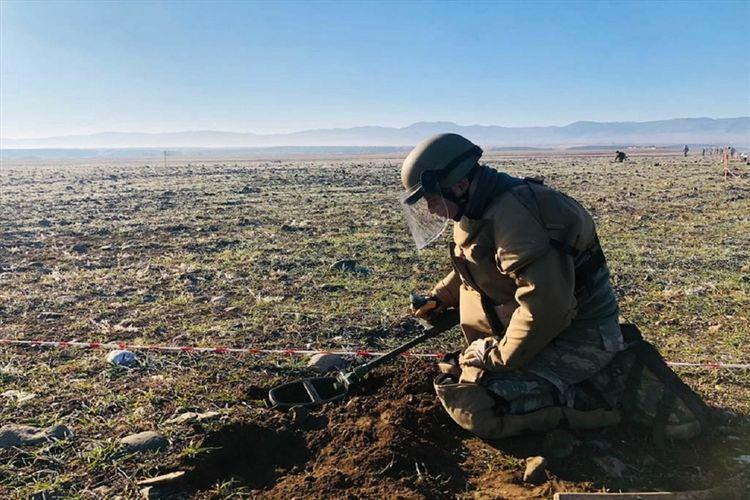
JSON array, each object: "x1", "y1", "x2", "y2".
[{"x1": 3, "y1": 115, "x2": 748, "y2": 142}]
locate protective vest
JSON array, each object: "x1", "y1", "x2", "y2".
[{"x1": 431, "y1": 173, "x2": 622, "y2": 390}]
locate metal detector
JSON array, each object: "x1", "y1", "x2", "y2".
[{"x1": 267, "y1": 295, "x2": 460, "y2": 410}]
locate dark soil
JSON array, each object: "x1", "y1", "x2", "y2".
[{"x1": 181, "y1": 360, "x2": 750, "y2": 498}]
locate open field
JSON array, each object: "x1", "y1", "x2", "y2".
[{"x1": 1, "y1": 153, "x2": 749, "y2": 498}]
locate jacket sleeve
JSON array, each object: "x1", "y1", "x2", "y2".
[
  {"x1": 486, "y1": 246, "x2": 577, "y2": 371},
  {"x1": 430, "y1": 270, "x2": 461, "y2": 309}
]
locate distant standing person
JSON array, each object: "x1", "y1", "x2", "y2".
[
  {"x1": 701, "y1": 148, "x2": 706, "y2": 157},
  {"x1": 730, "y1": 146, "x2": 736, "y2": 159},
  {"x1": 722, "y1": 146, "x2": 735, "y2": 179},
  {"x1": 683, "y1": 145, "x2": 689, "y2": 157}
]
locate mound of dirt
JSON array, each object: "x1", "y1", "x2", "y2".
[
  {"x1": 182, "y1": 360, "x2": 749, "y2": 498},
  {"x1": 185, "y1": 361, "x2": 484, "y2": 497}
]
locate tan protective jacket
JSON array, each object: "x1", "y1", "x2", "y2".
[{"x1": 431, "y1": 177, "x2": 601, "y2": 373}]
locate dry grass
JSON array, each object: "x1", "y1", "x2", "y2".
[{"x1": 1, "y1": 153, "x2": 748, "y2": 497}]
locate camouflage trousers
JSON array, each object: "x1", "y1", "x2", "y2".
[
  {"x1": 483, "y1": 369, "x2": 616, "y2": 414},
  {"x1": 484, "y1": 371, "x2": 558, "y2": 414},
  {"x1": 485, "y1": 313, "x2": 625, "y2": 414}
]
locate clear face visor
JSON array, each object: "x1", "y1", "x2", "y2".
[{"x1": 400, "y1": 186, "x2": 449, "y2": 251}]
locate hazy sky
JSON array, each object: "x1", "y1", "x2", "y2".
[{"x1": 1, "y1": 0, "x2": 748, "y2": 139}]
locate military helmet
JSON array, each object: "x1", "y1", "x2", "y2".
[
  {"x1": 399, "y1": 134, "x2": 482, "y2": 250},
  {"x1": 401, "y1": 133, "x2": 482, "y2": 204}
]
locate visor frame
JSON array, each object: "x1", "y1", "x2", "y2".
[
  {"x1": 403, "y1": 169, "x2": 443, "y2": 206},
  {"x1": 401, "y1": 145, "x2": 481, "y2": 205}
]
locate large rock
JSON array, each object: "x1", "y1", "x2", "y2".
[
  {"x1": 0, "y1": 424, "x2": 72, "y2": 448},
  {"x1": 523, "y1": 455, "x2": 548, "y2": 484},
  {"x1": 120, "y1": 431, "x2": 168, "y2": 452},
  {"x1": 308, "y1": 353, "x2": 347, "y2": 373}
]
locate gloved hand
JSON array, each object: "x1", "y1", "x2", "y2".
[
  {"x1": 459, "y1": 337, "x2": 500, "y2": 371},
  {"x1": 458, "y1": 337, "x2": 500, "y2": 384},
  {"x1": 410, "y1": 296, "x2": 445, "y2": 321}
]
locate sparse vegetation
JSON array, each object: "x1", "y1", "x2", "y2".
[{"x1": 1, "y1": 153, "x2": 748, "y2": 497}]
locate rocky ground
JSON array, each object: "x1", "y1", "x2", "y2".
[{"x1": 1, "y1": 153, "x2": 748, "y2": 498}]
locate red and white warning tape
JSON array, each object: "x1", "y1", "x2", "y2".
[
  {"x1": 1, "y1": 338, "x2": 749, "y2": 369},
  {"x1": 0, "y1": 338, "x2": 442, "y2": 359}
]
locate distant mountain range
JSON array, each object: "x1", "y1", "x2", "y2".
[{"x1": 2, "y1": 117, "x2": 748, "y2": 150}]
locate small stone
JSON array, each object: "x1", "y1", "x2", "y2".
[
  {"x1": 523, "y1": 456, "x2": 548, "y2": 484},
  {"x1": 542, "y1": 429, "x2": 577, "y2": 459},
  {"x1": 0, "y1": 424, "x2": 72, "y2": 448},
  {"x1": 106, "y1": 350, "x2": 138, "y2": 367},
  {"x1": 331, "y1": 259, "x2": 358, "y2": 272},
  {"x1": 71, "y1": 244, "x2": 89, "y2": 254},
  {"x1": 137, "y1": 471, "x2": 186, "y2": 486},
  {"x1": 594, "y1": 455, "x2": 627, "y2": 478},
  {"x1": 164, "y1": 412, "x2": 199, "y2": 425},
  {"x1": 318, "y1": 283, "x2": 345, "y2": 292},
  {"x1": 120, "y1": 431, "x2": 168, "y2": 452},
  {"x1": 308, "y1": 353, "x2": 347, "y2": 373},
  {"x1": 289, "y1": 405, "x2": 311, "y2": 426},
  {"x1": 330, "y1": 259, "x2": 370, "y2": 276},
  {"x1": 164, "y1": 411, "x2": 220, "y2": 426}
]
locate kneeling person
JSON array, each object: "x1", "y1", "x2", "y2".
[{"x1": 400, "y1": 134, "x2": 707, "y2": 441}]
